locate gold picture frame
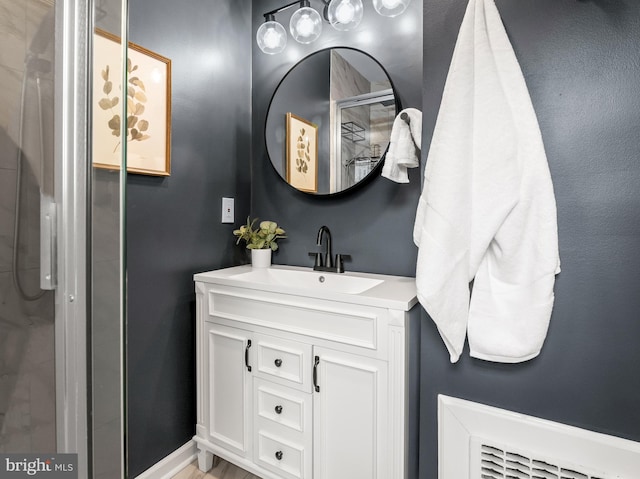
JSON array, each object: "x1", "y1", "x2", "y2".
[
  {"x1": 286, "y1": 112, "x2": 318, "y2": 193},
  {"x1": 92, "y1": 28, "x2": 172, "y2": 176}
]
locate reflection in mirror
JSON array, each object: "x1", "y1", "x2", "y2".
[{"x1": 266, "y1": 48, "x2": 399, "y2": 195}]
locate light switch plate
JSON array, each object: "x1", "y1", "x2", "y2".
[{"x1": 221, "y1": 197, "x2": 234, "y2": 223}]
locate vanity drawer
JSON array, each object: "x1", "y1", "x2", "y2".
[
  {"x1": 256, "y1": 430, "x2": 307, "y2": 479},
  {"x1": 255, "y1": 334, "x2": 312, "y2": 392},
  {"x1": 253, "y1": 379, "x2": 312, "y2": 479},
  {"x1": 207, "y1": 285, "x2": 382, "y2": 351},
  {"x1": 255, "y1": 379, "x2": 310, "y2": 433}
]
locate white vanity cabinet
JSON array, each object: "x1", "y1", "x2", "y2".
[{"x1": 193, "y1": 266, "x2": 418, "y2": 479}]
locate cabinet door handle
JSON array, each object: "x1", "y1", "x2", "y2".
[
  {"x1": 245, "y1": 340, "x2": 252, "y2": 372},
  {"x1": 274, "y1": 358, "x2": 282, "y2": 367},
  {"x1": 275, "y1": 405, "x2": 283, "y2": 414},
  {"x1": 275, "y1": 451, "x2": 283, "y2": 461},
  {"x1": 313, "y1": 355, "x2": 320, "y2": 392}
]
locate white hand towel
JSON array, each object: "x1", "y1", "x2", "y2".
[
  {"x1": 414, "y1": 0, "x2": 561, "y2": 363},
  {"x1": 381, "y1": 108, "x2": 422, "y2": 183}
]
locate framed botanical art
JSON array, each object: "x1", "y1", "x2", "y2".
[
  {"x1": 92, "y1": 28, "x2": 172, "y2": 176},
  {"x1": 286, "y1": 112, "x2": 318, "y2": 193}
]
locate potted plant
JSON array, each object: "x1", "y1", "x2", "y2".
[{"x1": 233, "y1": 217, "x2": 286, "y2": 267}]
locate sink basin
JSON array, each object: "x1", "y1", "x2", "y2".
[{"x1": 229, "y1": 268, "x2": 384, "y2": 294}]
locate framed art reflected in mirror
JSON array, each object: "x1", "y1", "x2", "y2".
[{"x1": 286, "y1": 112, "x2": 318, "y2": 193}]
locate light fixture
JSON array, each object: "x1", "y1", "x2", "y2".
[
  {"x1": 290, "y1": 0, "x2": 323, "y2": 44},
  {"x1": 373, "y1": 0, "x2": 411, "y2": 17},
  {"x1": 257, "y1": 0, "x2": 411, "y2": 54},
  {"x1": 257, "y1": 13, "x2": 287, "y2": 55},
  {"x1": 326, "y1": 0, "x2": 363, "y2": 31}
]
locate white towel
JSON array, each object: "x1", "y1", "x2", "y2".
[
  {"x1": 381, "y1": 108, "x2": 422, "y2": 183},
  {"x1": 414, "y1": 0, "x2": 561, "y2": 363}
]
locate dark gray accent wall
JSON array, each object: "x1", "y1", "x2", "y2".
[
  {"x1": 420, "y1": 1, "x2": 640, "y2": 478},
  {"x1": 251, "y1": 0, "x2": 423, "y2": 276},
  {"x1": 126, "y1": 0, "x2": 252, "y2": 476}
]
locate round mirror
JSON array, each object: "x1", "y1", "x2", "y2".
[{"x1": 265, "y1": 47, "x2": 400, "y2": 195}]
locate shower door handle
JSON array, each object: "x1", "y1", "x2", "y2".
[{"x1": 40, "y1": 195, "x2": 56, "y2": 290}]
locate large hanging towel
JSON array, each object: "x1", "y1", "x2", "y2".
[{"x1": 413, "y1": 0, "x2": 561, "y2": 363}]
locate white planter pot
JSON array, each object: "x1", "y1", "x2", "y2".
[{"x1": 251, "y1": 249, "x2": 272, "y2": 268}]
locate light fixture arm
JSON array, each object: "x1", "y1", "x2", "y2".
[
  {"x1": 264, "y1": 0, "x2": 307, "y2": 20},
  {"x1": 320, "y1": 0, "x2": 331, "y2": 21}
]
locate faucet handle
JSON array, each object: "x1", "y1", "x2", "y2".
[{"x1": 335, "y1": 254, "x2": 351, "y2": 273}]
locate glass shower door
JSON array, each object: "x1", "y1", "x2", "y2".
[
  {"x1": 91, "y1": 0, "x2": 128, "y2": 477},
  {"x1": 2, "y1": 0, "x2": 129, "y2": 476},
  {"x1": 334, "y1": 90, "x2": 395, "y2": 191},
  {"x1": 0, "y1": 0, "x2": 57, "y2": 454}
]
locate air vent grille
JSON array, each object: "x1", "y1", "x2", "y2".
[{"x1": 473, "y1": 440, "x2": 613, "y2": 479}]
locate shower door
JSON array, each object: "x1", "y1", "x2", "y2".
[
  {"x1": 1, "y1": 0, "x2": 128, "y2": 477},
  {"x1": 333, "y1": 89, "x2": 395, "y2": 191},
  {"x1": 0, "y1": 0, "x2": 57, "y2": 455}
]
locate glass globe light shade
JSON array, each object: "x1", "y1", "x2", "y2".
[
  {"x1": 373, "y1": 0, "x2": 411, "y2": 17},
  {"x1": 257, "y1": 19, "x2": 287, "y2": 54},
  {"x1": 327, "y1": 0, "x2": 363, "y2": 31},
  {"x1": 290, "y1": 5, "x2": 322, "y2": 44}
]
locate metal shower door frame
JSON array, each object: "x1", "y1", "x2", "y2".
[{"x1": 54, "y1": 0, "x2": 91, "y2": 476}]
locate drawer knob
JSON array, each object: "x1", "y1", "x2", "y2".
[
  {"x1": 274, "y1": 358, "x2": 283, "y2": 367},
  {"x1": 275, "y1": 405, "x2": 283, "y2": 414},
  {"x1": 275, "y1": 451, "x2": 283, "y2": 461}
]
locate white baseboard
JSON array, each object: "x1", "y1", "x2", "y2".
[{"x1": 135, "y1": 440, "x2": 198, "y2": 479}]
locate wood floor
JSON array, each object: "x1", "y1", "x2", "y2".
[{"x1": 171, "y1": 459, "x2": 261, "y2": 479}]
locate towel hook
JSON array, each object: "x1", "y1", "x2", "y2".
[{"x1": 399, "y1": 112, "x2": 419, "y2": 151}]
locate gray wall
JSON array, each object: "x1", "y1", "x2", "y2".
[
  {"x1": 126, "y1": 0, "x2": 252, "y2": 475},
  {"x1": 251, "y1": 0, "x2": 423, "y2": 275},
  {"x1": 420, "y1": 1, "x2": 640, "y2": 478}
]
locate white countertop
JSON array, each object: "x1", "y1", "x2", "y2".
[{"x1": 194, "y1": 264, "x2": 418, "y2": 311}]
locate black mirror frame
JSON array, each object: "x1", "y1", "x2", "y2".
[{"x1": 264, "y1": 46, "x2": 402, "y2": 198}]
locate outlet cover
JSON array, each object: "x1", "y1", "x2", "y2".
[{"x1": 221, "y1": 197, "x2": 234, "y2": 223}]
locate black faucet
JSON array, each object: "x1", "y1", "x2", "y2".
[
  {"x1": 316, "y1": 225, "x2": 333, "y2": 269},
  {"x1": 310, "y1": 226, "x2": 350, "y2": 273}
]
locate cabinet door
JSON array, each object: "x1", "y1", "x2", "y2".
[
  {"x1": 313, "y1": 347, "x2": 389, "y2": 479},
  {"x1": 206, "y1": 324, "x2": 253, "y2": 457}
]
